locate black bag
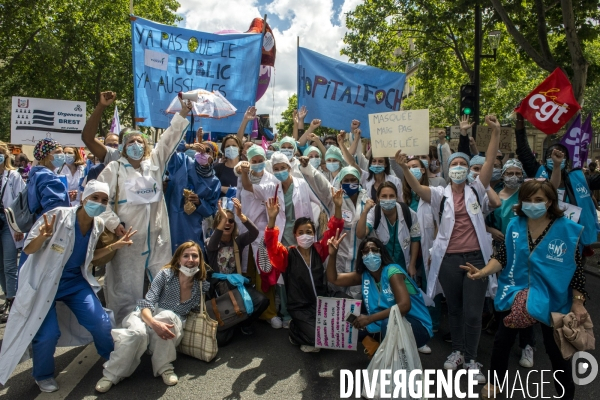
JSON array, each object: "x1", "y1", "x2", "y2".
[
  {"x1": 4, "y1": 185, "x2": 36, "y2": 233},
  {"x1": 205, "y1": 280, "x2": 248, "y2": 331},
  {"x1": 373, "y1": 201, "x2": 412, "y2": 231}
]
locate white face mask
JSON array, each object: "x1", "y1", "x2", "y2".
[
  {"x1": 180, "y1": 265, "x2": 199, "y2": 277},
  {"x1": 296, "y1": 234, "x2": 315, "y2": 249}
]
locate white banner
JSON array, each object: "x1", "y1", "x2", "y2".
[
  {"x1": 11, "y1": 97, "x2": 86, "y2": 147},
  {"x1": 315, "y1": 296, "x2": 362, "y2": 351}
]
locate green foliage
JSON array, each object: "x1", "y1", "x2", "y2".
[
  {"x1": 0, "y1": 0, "x2": 181, "y2": 142},
  {"x1": 276, "y1": 94, "x2": 339, "y2": 140}
]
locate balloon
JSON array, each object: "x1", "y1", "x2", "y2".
[{"x1": 256, "y1": 65, "x2": 271, "y2": 101}]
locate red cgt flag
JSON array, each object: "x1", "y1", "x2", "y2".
[{"x1": 515, "y1": 68, "x2": 581, "y2": 135}]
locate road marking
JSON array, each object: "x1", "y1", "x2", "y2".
[{"x1": 35, "y1": 344, "x2": 99, "y2": 400}]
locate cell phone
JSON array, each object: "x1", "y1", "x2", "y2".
[{"x1": 345, "y1": 312, "x2": 357, "y2": 324}]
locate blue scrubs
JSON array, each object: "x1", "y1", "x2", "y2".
[{"x1": 31, "y1": 218, "x2": 113, "y2": 381}]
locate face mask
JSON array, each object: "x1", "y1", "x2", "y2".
[
  {"x1": 409, "y1": 167, "x2": 423, "y2": 181},
  {"x1": 274, "y1": 170, "x2": 289, "y2": 182},
  {"x1": 492, "y1": 168, "x2": 502, "y2": 181},
  {"x1": 84, "y1": 200, "x2": 107, "y2": 217},
  {"x1": 309, "y1": 157, "x2": 321, "y2": 169},
  {"x1": 179, "y1": 265, "x2": 199, "y2": 277},
  {"x1": 118, "y1": 144, "x2": 123, "y2": 152},
  {"x1": 326, "y1": 162, "x2": 340, "y2": 172},
  {"x1": 546, "y1": 158, "x2": 566, "y2": 171},
  {"x1": 266, "y1": 150, "x2": 274, "y2": 160},
  {"x1": 448, "y1": 165, "x2": 468, "y2": 184},
  {"x1": 250, "y1": 162, "x2": 266, "y2": 173},
  {"x1": 65, "y1": 154, "x2": 75, "y2": 165},
  {"x1": 379, "y1": 199, "x2": 397, "y2": 211},
  {"x1": 185, "y1": 149, "x2": 196, "y2": 159},
  {"x1": 362, "y1": 252, "x2": 382, "y2": 272},
  {"x1": 325, "y1": 144, "x2": 332, "y2": 150},
  {"x1": 503, "y1": 175, "x2": 523, "y2": 190},
  {"x1": 224, "y1": 146, "x2": 239, "y2": 160},
  {"x1": 126, "y1": 143, "x2": 144, "y2": 160},
  {"x1": 51, "y1": 153, "x2": 65, "y2": 168},
  {"x1": 420, "y1": 159, "x2": 429, "y2": 169},
  {"x1": 296, "y1": 234, "x2": 315, "y2": 249},
  {"x1": 281, "y1": 148, "x2": 294, "y2": 160},
  {"x1": 342, "y1": 182, "x2": 359, "y2": 196},
  {"x1": 0, "y1": 155, "x2": 4, "y2": 164},
  {"x1": 429, "y1": 159, "x2": 439, "y2": 172},
  {"x1": 195, "y1": 152, "x2": 210, "y2": 165},
  {"x1": 521, "y1": 201, "x2": 548, "y2": 220},
  {"x1": 369, "y1": 165, "x2": 385, "y2": 174},
  {"x1": 467, "y1": 170, "x2": 479, "y2": 184}
]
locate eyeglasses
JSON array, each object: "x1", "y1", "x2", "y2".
[
  {"x1": 361, "y1": 247, "x2": 380, "y2": 255},
  {"x1": 504, "y1": 172, "x2": 523, "y2": 177}
]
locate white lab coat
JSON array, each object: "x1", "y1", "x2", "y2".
[
  {"x1": 57, "y1": 164, "x2": 86, "y2": 206},
  {"x1": 437, "y1": 142, "x2": 452, "y2": 180},
  {"x1": 1, "y1": 169, "x2": 26, "y2": 247},
  {"x1": 426, "y1": 178, "x2": 497, "y2": 300},
  {"x1": 97, "y1": 113, "x2": 189, "y2": 325},
  {"x1": 0, "y1": 207, "x2": 109, "y2": 385},
  {"x1": 362, "y1": 173, "x2": 403, "y2": 201},
  {"x1": 415, "y1": 199, "x2": 444, "y2": 298}
]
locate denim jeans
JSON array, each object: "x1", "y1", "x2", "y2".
[{"x1": 0, "y1": 213, "x2": 18, "y2": 298}]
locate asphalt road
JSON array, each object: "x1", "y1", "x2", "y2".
[{"x1": 1, "y1": 273, "x2": 599, "y2": 400}]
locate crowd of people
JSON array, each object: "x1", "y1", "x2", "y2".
[{"x1": 0, "y1": 91, "x2": 592, "y2": 399}]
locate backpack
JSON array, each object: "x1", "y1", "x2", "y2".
[
  {"x1": 4, "y1": 185, "x2": 37, "y2": 233},
  {"x1": 439, "y1": 186, "x2": 481, "y2": 223},
  {"x1": 373, "y1": 201, "x2": 413, "y2": 232}
]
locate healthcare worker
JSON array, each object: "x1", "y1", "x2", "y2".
[
  {"x1": 265, "y1": 136, "x2": 304, "y2": 178},
  {"x1": 397, "y1": 115, "x2": 501, "y2": 384},
  {"x1": 0, "y1": 142, "x2": 26, "y2": 322},
  {"x1": 165, "y1": 141, "x2": 221, "y2": 253},
  {"x1": 0, "y1": 180, "x2": 136, "y2": 392},
  {"x1": 56, "y1": 146, "x2": 86, "y2": 206},
  {"x1": 97, "y1": 98, "x2": 192, "y2": 326}
]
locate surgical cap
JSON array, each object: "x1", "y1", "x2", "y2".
[
  {"x1": 246, "y1": 145, "x2": 266, "y2": 161},
  {"x1": 303, "y1": 146, "x2": 322, "y2": 158},
  {"x1": 469, "y1": 155, "x2": 486, "y2": 167},
  {"x1": 448, "y1": 152, "x2": 471, "y2": 166},
  {"x1": 33, "y1": 138, "x2": 60, "y2": 161},
  {"x1": 338, "y1": 166, "x2": 361, "y2": 182},
  {"x1": 82, "y1": 180, "x2": 110, "y2": 200},
  {"x1": 270, "y1": 151, "x2": 291, "y2": 168}
]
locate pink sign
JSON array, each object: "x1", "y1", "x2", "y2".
[{"x1": 315, "y1": 297, "x2": 361, "y2": 351}]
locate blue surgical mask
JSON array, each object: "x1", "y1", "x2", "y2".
[
  {"x1": 379, "y1": 199, "x2": 397, "y2": 211},
  {"x1": 369, "y1": 165, "x2": 385, "y2": 174},
  {"x1": 546, "y1": 158, "x2": 566, "y2": 171},
  {"x1": 65, "y1": 154, "x2": 75, "y2": 165},
  {"x1": 224, "y1": 146, "x2": 239, "y2": 160},
  {"x1": 326, "y1": 162, "x2": 340, "y2": 172},
  {"x1": 51, "y1": 153, "x2": 65, "y2": 168},
  {"x1": 362, "y1": 252, "x2": 382, "y2": 272},
  {"x1": 84, "y1": 200, "x2": 107, "y2": 217},
  {"x1": 309, "y1": 157, "x2": 321, "y2": 169},
  {"x1": 492, "y1": 168, "x2": 502, "y2": 181},
  {"x1": 266, "y1": 150, "x2": 274, "y2": 160},
  {"x1": 467, "y1": 171, "x2": 478, "y2": 184},
  {"x1": 448, "y1": 165, "x2": 468, "y2": 184},
  {"x1": 409, "y1": 167, "x2": 423, "y2": 181},
  {"x1": 118, "y1": 144, "x2": 123, "y2": 152},
  {"x1": 281, "y1": 148, "x2": 294, "y2": 160},
  {"x1": 521, "y1": 201, "x2": 548, "y2": 220},
  {"x1": 342, "y1": 182, "x2": 359, "y2": 196},
  {"x1": 274, "y1": 170, "x2": 289, "y2": 182},
  {"x1": 0, "y1": 154, "x2": 5, "y2": 164},
  {"x1": 420, "y1": 159, "x2": 429, "y2": 169},
  {"x1": 250, "y1": 162, "x2": 265, "y2": 173},
  {"x1": 184, "y1": 149, "x2": 196, "y2": 159},
  {"x1": 325, "y1": 144, "x2": 332, "y2": 150},
  {"x1": 126, "y1": 143, "x2": 144, "y2": 160}
]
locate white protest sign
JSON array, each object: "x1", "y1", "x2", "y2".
[
  {"x1": 315, "y1": 296, "x2": 362, "y2": 351},
  {"x1": 11, "y1": 97, "x2": 86, "y2": 147},
  {"x1": 559, "y1": 201, "x2": 582, "y2": 223},
  {"x1": 369, "y1": 109, "x2": 429, "y2": 157}
]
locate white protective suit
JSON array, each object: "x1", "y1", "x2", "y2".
[{"x1": 97, "y1": 113, "x2": 189, "y2": 325}]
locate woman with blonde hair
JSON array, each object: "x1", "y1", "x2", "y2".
[
  {"x1": 56, "y1": 146, "x2": 86, "y2": 206},
  {"x1": 96, "y1": 241, "x2": 209, "y2": 392}
]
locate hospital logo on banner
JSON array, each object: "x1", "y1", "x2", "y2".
[{"x1": 515, "y1": 68, "x2": 581, "y2": 135}]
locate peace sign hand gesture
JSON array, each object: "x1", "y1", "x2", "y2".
[
  {"x1": 39, "y1": 214, "x2": 56, "y2": 238},
  {"x1": 459, "y1": 262, "x2": 486, "y2": 280},
  {"x1": 327, "y1": 228, "x2": 347, "y2": 254},
  {"x1": 112, "y1": 227, "x2": 138, "y2": 250}
]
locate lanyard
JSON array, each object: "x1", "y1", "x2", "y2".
[{"x1": 297, "y1": 248, "x2": 317, "y2": 299}]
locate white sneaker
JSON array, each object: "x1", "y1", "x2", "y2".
[
  {"x1": 443, "y1": 351, "x2": 464, "y2": 370},
  {"x1": 36, "y1": 378, "x2": 59, "y2": 393},
  {"x1": 161, "y1": 370, "x2": 178, "y2": 386},
  {"x1": 270, "y1": 316, "x2": 283, "y2": 329},
  {"x1": 300, "y1": 345, "x2": 321, "y2": 353},
  {"x1": 519, "y1": 345, "x2": 534, "y2": 368},
  {"x1": 464, "y1": 360, "x2": 487, "y2": 384},
  {"x1": 282, "y1": 319, "x2": 291, "y2": 329},
  {"x1": 418, "y1": 345, "x2": 432, "y2": 354},
  {"x1": 95, "y1": 377, "x2": 113, "y2": 393}
]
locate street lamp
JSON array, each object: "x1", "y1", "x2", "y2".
[{"x1": 487, "y1": 30, "x2": 502, "y2": 59}]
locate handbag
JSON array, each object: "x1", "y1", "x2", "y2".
[
  {"x1": 94, "y1": 168, "x2": 120, "y2": 265},
  {"x1": 205, "y1": 283, "x2": 248, "y2": 331},
  {"x1": 177, "y1": 293, "x2": 218, "y2": 362},
  {"x1": 551, "y1": 312, "x2": 595, "y2": 360},
  {"x1": 503, "y1": 288, "x2": 537, "y2": 329},
  {"x1": 362, "y1": 336, "x2": 380, "y2": 359}
]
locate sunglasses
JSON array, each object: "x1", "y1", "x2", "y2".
[{"x1": 361, "y1": 247, "x2": 380, "y2": 255}]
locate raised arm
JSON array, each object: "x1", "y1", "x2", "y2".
[
  {"x1": 81, "y1": 91, "x2": 116, "y2": 161},
  {"x1": 395, "y1": 150, "x2": 431, "y2": 203},
  {"x1": 514, "y1": 112, "x2": 541, "y2": 177},
  {"x1": 298, "y1": 119, "x2": 321, "y2": 147},
  {"x1": 326, "y1": 229, "x2": 362, "y2": 287},
  {"x1": 479, "y1": 115, "x2": 501, "y2": 188},
  {"x1": 549, "y1": 149, "x2": 565, "y2": 190},
  {"x1": 265, "y1": 197, "x2": 289, "y2": 271},
  {"x1": 337, "y1": 130, "x2": 360, "y2": 171},
  {"x1": 348, "y1": 120, "x2": 361, "y2": 155},
  {"x1": 356, "y1": 198, "x2": 376, "y2": 239},
  {"x1": 239, "y1": 161, "x2": 253, "y2": 192},
  {"x1": 236, "y1": 106, "x2": 257, "y2": 143},
  {"x1": 308, "y1": 132, "x2": 327, "y2": 156}
]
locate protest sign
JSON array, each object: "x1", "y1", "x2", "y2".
[
  {"x1": 559, "y1": 201, "x2": 582, "y2": 223},
  {"x1": 315, "y1": 297, "x2": 361, "y2": 351},
  {"x1": 369, "y1": 109, "x2": 429, "y2": 157},
  {"x1": 297, "y1": 47, "x2": 406, "y2": 137},
  {"x1": 11, "y1": 97, "x2": 86, "y2": 147},
  {"x1": 131, "y1": 17, "x2": 263, "y2": 132},
  {"x1": 475, "y1": 126, "x2": 514, "y2": 152}
]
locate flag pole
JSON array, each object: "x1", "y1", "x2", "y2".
[
  {"x1": 130, "y1": 0, "x2": 134, "y2": 14},
  {"x1": 262, "y1": 14, "x2": 268, "y2": 34}
]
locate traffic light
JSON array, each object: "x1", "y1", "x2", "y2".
[{"x1": 460, "y1": 84, "x2": 476, "y2": 116}]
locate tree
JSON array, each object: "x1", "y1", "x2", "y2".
[
  {"x1": 276, "y1": 94, "x2": 339, "y2": 140},
  {"x1": 0, "y1": 0, "x2": 181, "y2": 142}
]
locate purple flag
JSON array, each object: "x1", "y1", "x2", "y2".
[
  {"x1": 560, "y1": 114, "x2": 582, "y2": 168},
  {"x1": 580, "y1": 113, "x2": 593, "y2": 166},
  {"x1": 110, "y1": 105, "x2": 121, "y2": 134},
  {"x1": 251, "y1": 118, "x2": 259, "y2": 139}
]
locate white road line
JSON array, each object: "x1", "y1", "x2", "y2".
[{"x1": 35, "y1": 344, "x2": 99, "y2": 400}]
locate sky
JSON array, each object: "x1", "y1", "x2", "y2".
[{"x1": 176, "y1": 0, "x2": 363, "y2": 132}]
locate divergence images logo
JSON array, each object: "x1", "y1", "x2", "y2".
[
  {"x1": 74, "y1": 105, "x2": 82, "y2": 112},
  {"x1": 547, "y1": 239, "x2": 567, "y2": 262},
  {"x1": 572, "y1": 352, "x2": 598, "y2": 386}
]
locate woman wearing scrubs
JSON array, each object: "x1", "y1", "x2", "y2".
[
  {"x1": 0, "y1": 181, "x2": 136, "y2": 392},
  {"x1": 57, "y1": 146, "x2": 86, "y2": 206}
]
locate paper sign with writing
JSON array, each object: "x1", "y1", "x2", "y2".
[
  {"x1": 315, "y1": 297, "x2": 361, "y2": 351},
  {"x1": 369, "y1": 109, "x2": 429, "y2": 157},
  {"x1": 475, "y1": 126, "x2": 514, "y2": 152},
  {"x1": 559, "y1": 201, "x2": 582, "y2": 223}
]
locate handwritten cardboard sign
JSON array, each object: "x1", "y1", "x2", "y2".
[
  {"x1": 369, "y1": 109, "x2": 430, "y2": 157},
  {"x1": 475, "y1": 126, "x2": 514, "y2": 152},
  {"x1": 315, "y1": 297, "x2": 361, "y2": 351}
]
